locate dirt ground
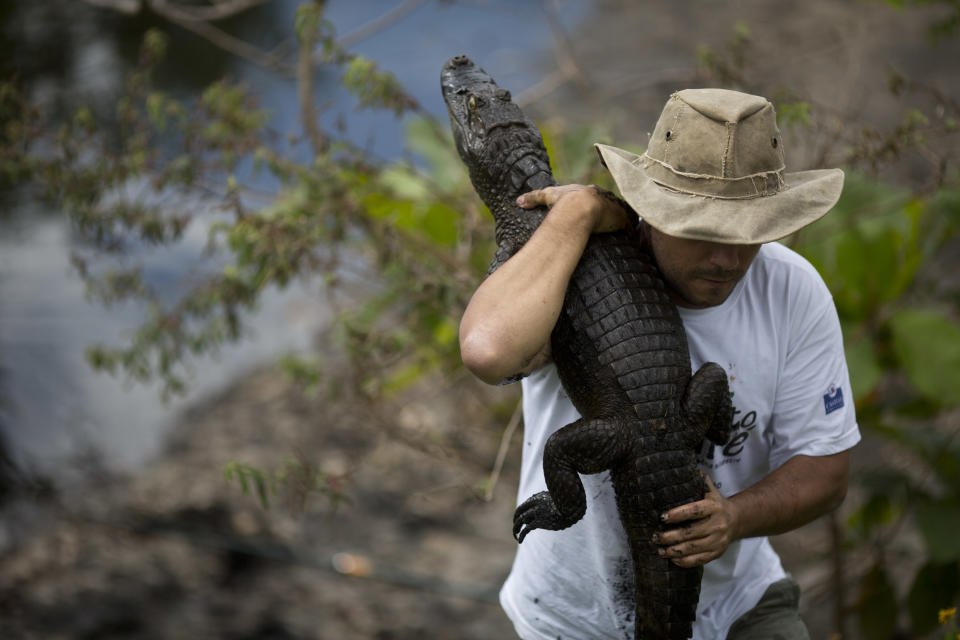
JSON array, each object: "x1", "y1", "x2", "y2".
[
  {"x1": 0, "y1": 360, "x2": 865, "y2": 639},
  {"x1": 2, "y1": 1, "x2": 958, "y2": 638},
  {"x1": 0, "y1": 367, "x2": 524, "y2": 639},
  {"x1": 0, "y1": 361, "x2": 879, "y2": 640}
]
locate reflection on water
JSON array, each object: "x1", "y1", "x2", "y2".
[
  {"x1": 0, "y1": 0, "x2": 587, "y2": 478},
  {"x1": 0, "y1": 203, "x2": 331, "y2": 475}
]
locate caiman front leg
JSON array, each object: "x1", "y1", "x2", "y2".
[
  {"x1": 514, "y1": 416, "x2": 634, "y2": 543},
  {"x1": 681, "y1": 362, "x2": 734, "y2": 448}
]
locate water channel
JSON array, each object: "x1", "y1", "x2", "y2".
[{"x1": 0, "y1": 0, "x2": 588, "y2": 479}]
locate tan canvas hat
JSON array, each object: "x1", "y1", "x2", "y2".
[{"x1": 595, "y1": 88, "x2": 844, "y2": 245}]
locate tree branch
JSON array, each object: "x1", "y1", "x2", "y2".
[
  {"x1": 297, "y1": 1, "x2": 328, "y2": 156},
  {"x1": 80, "y1": 0, "x2": 142, "y2": 14},
  {"x1": 484, "y1": 400, "x2": 522, "y2": 502},
  {"x1": 149, "y1": 0, "x2": 294, "y2": 75},
  {"x1": 331, "y1": 0, "x2": 427, "y2": 52},
  {"x1": 150, "y1": 0, "x2": 273, "y2": 22}
]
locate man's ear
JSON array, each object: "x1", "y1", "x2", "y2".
[{"x1": 638, "y1": 220, "x2": 653, "y2": 249}]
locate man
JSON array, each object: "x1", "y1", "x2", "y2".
[{"x1": 459, "y1": 88, "x2": 860, "y2": 639}]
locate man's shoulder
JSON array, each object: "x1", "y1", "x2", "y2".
[
  {"x1": 755, "y1": 241, "x2": 823, "y2": 279},
  {"x1": 750, "y1": 242, "x2": 833, "y2": 304}
]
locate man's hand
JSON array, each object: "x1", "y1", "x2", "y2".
[
  {"x1": 517, "y1": 184, "x2": 630, "y2": 234},
  {"x1": 460, "y1": 184, "x2": 623, "y2": 384},
  {"x1": 650, "y1": 453, "x2": 850, "y2": 568},
  {"x1": 653, "y1": 474, "x2": 739, "y2": 568}
]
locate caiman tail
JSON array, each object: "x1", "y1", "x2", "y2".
[{"x1": 442, "y1": 55, "x2": 733, "y2": 640}]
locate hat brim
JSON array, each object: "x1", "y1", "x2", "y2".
[{"x1": 595, "y1": 143, "x2": 844, "y2": 245}]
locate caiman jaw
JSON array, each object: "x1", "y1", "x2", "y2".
[
  {"x1": 441, "y1": 56, "x2": 496, "y2": 161},
  {"x1": 441, "y1": 55, "x2": 555, "y2": 269},
  {"x1": 442, "y1": 56, "x2": 525, "y2": 164},
  {"x1": 442, "y1": 55, "x2": 552, "y2": 196}
]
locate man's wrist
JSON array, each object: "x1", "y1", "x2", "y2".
[
  {"x1": 727, "y1": 493, "x2": 748, "y2": 543},
  {"x1": 591, "y1": 186, "x2": 638, "y2": 227},
  {"x1": 543, "y1": 189, "x2": 603, "y2": 236}
]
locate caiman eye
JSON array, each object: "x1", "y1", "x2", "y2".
[{"x1": 468, "y1": 95, "x2": 477, "y2": 110}]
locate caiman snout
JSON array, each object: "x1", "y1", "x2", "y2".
[
  {"x1": 442, "y1": 55, "x2": 477, "y2": 78},
  {"x1": 441, "y1": 55, "x2": 490, "y2": 94}
]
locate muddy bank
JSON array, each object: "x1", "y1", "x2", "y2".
[
  {"x1": 0, "y1": 364, "x2": 865, "y2": 639},
  {"x1": 0, "y1": 368, "x2": 522, "y2": 639}
]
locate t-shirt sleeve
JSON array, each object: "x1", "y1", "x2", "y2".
[{"x1": 767, "y1": 283, "x2": 861, "y2": 470}]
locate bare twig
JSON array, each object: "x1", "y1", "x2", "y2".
[
  {"x1": 80, "y1": 0, "x2": 141, "y2": 14},
  {"x1": 514, "y1": 0, "x2": 591, "y2": 108},
  {"x1": 147, "y1": 0, "x2": 295, "y2": 76},
  {"x1": 331, "y1": 0, "x2": 428, "y2": 52},
  {"x1": 484, "y1": 400, "x2": 522, "y2": 502},
  {"x1": 604, "y1": 68, "x2": 698, "y2": 98},
  {"x1": 515, "y1": 68, "x2": 570, "y2": 108},
  {"x1": 297, "y1": 0, "x2": 328, "y2": 156},
  {"x1": 829, "y1": 511, "x2": 849, "y2": 639},
  {"x1": 151, "y1": 0, "x2": 272, "y2": 22},
  {"x1": 543, "y1": 0, "x2": 590, "y2": 94}
]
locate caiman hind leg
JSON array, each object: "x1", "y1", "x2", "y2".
[
  {"x1": 514, "y1": 416, "x2": 634, "y2": 543},
  {"x1": 681, "y1": 362, "x2": 734, "y2": 448}
]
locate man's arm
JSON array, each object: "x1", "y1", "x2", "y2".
[
  {"x1": 459, "y1": 185, "x2": 629, "y2": 384},
  {"x1": 653, "y1": 451, "x2": 851, "y2": 568}
]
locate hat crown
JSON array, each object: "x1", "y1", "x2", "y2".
[
  {"x1": 592, "y1": 88, "x2": 845, "y2": 245},
  {"x1": 644, "y1": 88, "x2": 785, "y2": 194},
  {"x1": 675, "y1": 88, "x2": 767, "y2": 123}
]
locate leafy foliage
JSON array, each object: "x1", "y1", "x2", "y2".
[
  {"x1": 697, "y1": 13, "x2": 960, "y2": 637},
  {"x1": 878, "y1": 0, "x2": 960, "y2": 41},
  {"x1": 790, "y1": 172, "x2": 960, "y2": 640},
  {"x1": 791, "y1": 171, "x2": 960, "y2": 640},
  {"x1": 224, "y1": 458, "x2": 349, "y2": 511}
]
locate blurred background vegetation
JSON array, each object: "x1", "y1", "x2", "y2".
[{"x1": 1, "y1": 0, "x2": 959, "y2": 638}]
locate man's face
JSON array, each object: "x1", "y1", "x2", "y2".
[{"x1": 646, "y1": 226, "x2": 761, "y2": 309}]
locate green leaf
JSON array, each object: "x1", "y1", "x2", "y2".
[
  {"x1": 141, "y1": 29, "x2": 169, "y2": 64},
  {"x1": 776, "y1": 101, "x2": 811, "y2": 129},
  {"x1": 889, "y1": 308, "x2": 960, "y2": 406},
  {"x1": 432, "y1": 316, "x2": 458, "y2": 348},
  {"x1": 843, "y1": 330, "x2": 883, "y2": 403},
  {"x1": 420, "y1": 201, "x2": 458, "y2": 246},
  {"x1": 381, "y1": 362, "x2": 425, "y2": 396},
  {"x1": 794, "y1": 173, "x2": 921, "y2": 319},
  {"x1": 914, "y1": 500, "x2": 960, "y2": 562},
  {"x1": 342, "y1": 56, "x2": 413, "y2": 115},
  {"x1": 868, "y1": 422, "x2": 960, "y2": 491},
  {"x1": 146, "y1": 92, "x2": 167, "y2": 132},
  {"x1": 362, "y1": 192, "x2": 416, "y2": 229},
  {"x1": 253, "y1": 472, "x2": 270, "y2": 510},
  {"x1": 858, "y1": 564, "x2": 899, "y2": 640},
  {"x1": 847, "y1": 468, "x2": 906, "y2": 540},
  {"x1": 540, "y1": 121, "x2": 617, "y2": 184},
  {"x1": 293, "y1": 1, "x2": 322, "y2": 42},
  {"x1": 854, "y1": 494, "x2": 898, "y2": 535},
  {"x1": 379, "y1": 165, "x2": 430, "y2": 200},
  {"x1": 404, "y1": 117, "x2": 466, "y2": 189},
  {"x1": 928, "y1": 188, "x2": 960, "y2": 229},
  {"x1": 907, "y1": 561, "x2": 960, "y2": 636}
]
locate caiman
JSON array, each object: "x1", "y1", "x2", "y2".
[{"x1": 441, "y1": 56, "x2": 733, "y2": 639}]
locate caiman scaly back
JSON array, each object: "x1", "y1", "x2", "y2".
[{"x1": 442, "y1": 55, "x2": 733, "y2": 640}]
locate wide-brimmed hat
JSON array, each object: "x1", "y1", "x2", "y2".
[{"x1": 595, "y1": 88, "x2": 844, "y2": 245}]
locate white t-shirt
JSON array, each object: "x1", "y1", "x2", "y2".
[{"x1": 500, "y1": 242, "x2": 861, "y2": 640}]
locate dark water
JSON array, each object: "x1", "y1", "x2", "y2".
[{"x1": 0, "y1": 0, "x2": 587, "y2": 477}]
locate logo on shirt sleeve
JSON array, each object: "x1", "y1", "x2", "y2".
[{"x1": 823, "y1": 385, "x2": 845, "y2": 415}]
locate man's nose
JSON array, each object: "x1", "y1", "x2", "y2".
[{"x1": 708, "y1": 244, "x2": 741, "y2": 271}]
